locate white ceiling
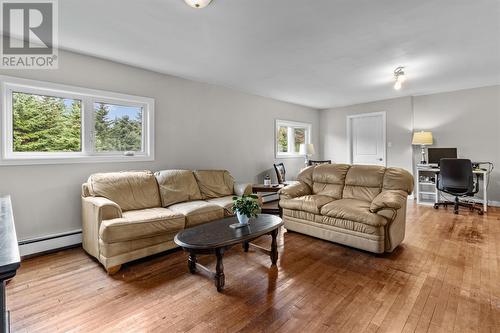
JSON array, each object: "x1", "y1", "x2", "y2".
[{"x1": 60, "y1": 0, "x2": 500, "y2": 109}]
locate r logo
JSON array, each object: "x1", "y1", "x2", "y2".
[{"x1": 2, "y1": 2, "x2": 53, "y2": 54}]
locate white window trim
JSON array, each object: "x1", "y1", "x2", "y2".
[
  {"x1": 275, "y1": 119, "x2": 312, "y2": 158},
  {"x1": 0, "y1": 75, "x2": 155, "y2": 165}
]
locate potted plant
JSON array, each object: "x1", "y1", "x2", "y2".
[{"x1": 232, "y1": 194, "x2": 260, "y2": 225}]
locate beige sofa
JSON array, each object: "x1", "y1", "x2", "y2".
[
  {"x1": 279, "y1": 164, "x2": 414, "y2": 253},
  {"x1": 81, "y1": 169, "x2": 252, "y2": 273}
]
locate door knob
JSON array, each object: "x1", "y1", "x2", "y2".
[{"x1": 378, "y1": 158, "x2": 383, "y2": 161}]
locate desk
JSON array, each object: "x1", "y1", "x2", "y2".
[
  {"x1": 416, "y1": 166, "x2": 489, "y2": 212},
  {"x1": 0, "y1": 195, "x2": 20, "y2": 333}
]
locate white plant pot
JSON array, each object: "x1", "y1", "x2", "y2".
[{"x1": 236, "y1": 212, "x2": 249, "y2": 225}]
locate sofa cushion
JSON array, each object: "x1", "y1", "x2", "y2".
[
  {"x1": 342, "y1": 165, "x2": 385, "y2": 202},
  {"x1": 280, "y1": 195, "x2": 334, "y2": 214},
  {"x1": 88, "y1": 171, "x2": 161, "y2": 211},
  {"x1": 279, "y1": 182, "x2": 312, "y2": 199},
  {"x1": 99, "y1": 232, "x2": 177, "y2": 258},
  {"x1": 193, "y1": 170, "x2": 234, "y2": 199},
  {"x1": 99, "y1": 207, "x2": 185, "y2": 243},
  {"x1": 320, "y1": 216, "x2": 382, "y2": 235},
  {"x1": 282, "y1": 209, "x2": 382, "y2": 236},
  {"x1": 282, "y1": 208, "x2": 321, "y2": 223},
  {"x1": 206, "y1": 196, "x2": 234, "y2": 216},
  {"x1": 155, "y1": 170, "x2": 202, "y2": 207},
  {"x1": 320, "y1": 199, "x2": 387, "y2": 226},
  {"x1": 168, "y1": 200, "x2": 224, "y2": 228},
  {"x1": 370, "y1": 190, "x2": 408, "y2": 213},
  {"x1": 312, "y1": 164, "x2": 351, "y2": 199},
  {"x1": 296, "y1": 165, "x2": 315, "y2": 188},
  {"x1": 383, "y1": 167, "x2": 414, "y2": 194}
]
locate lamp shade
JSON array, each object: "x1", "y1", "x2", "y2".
[
  {"x1": 412, "y1": 131, "x2": 433, "y2": 145},
  {"x1": 299, "y1": 143, "x2": 315, "y2": 155}
]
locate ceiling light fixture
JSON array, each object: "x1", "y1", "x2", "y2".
[
  {"x1": 393, "y1": 66, "x2": 406, "y2": 90},
  {"x1": 184, "y1": 0, "x2": 212, "y2": 8}
]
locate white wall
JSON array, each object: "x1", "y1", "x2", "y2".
[
  {"x1": 0, "y1": 50, "x2": 319, "y2": 241},
  {"x1": 319, "y1": 96, "x2": 414, "y2": 172},
  {"x1": 320, "y1": 85, "x2": 500, "y2": 202},
  {"x1": 413, "y1": 86, "x2": 500, "y2": 202}
]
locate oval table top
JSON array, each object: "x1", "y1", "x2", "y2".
[{"x1": 174, "y1": 214, "x2": 283, "y2": 250}]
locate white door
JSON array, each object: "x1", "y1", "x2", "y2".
[{"x1": 348, "y1": 112, "x2": 386, "y2": 166}]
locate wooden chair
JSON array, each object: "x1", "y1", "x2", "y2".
[{"x1": 273, "y1": 163, "x2": 286, "y2": 184}]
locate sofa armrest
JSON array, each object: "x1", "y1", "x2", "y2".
[
  {"x1": 82, "y1": 183, "x2": 91, "y2": 197},
  {"x1": 81, "y1": 196, "x2": 122, "y2": 258},
  {"x1": 234, "y1": 183, "x2": 252, "y2": 196},
  {"x1": 279, "y1": 182, "x2": 311, "y2": 199},
  {"x1": 370, "y1": 190, "x2": 407, "y2": 213},
  {"x1": 83, "y1": 196, "x2": 122, "y2": 220}
]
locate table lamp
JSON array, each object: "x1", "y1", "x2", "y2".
[
  {"x1": 299, "y1": 143, "x2": 315, "y2": 167},
  {"x1": 412, "y1": 131, "x2": 433, "y2": 164}
]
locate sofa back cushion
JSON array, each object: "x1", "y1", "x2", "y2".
[
  {"x1": 155, "y1": 170, "x2": 202, "y2": 207},
  {"x1": 342, "y1": 165, "x2": 385, "y2": 202},
  {"x1": 383, "y1": 167, "x2": 414, "y2": 194},
  {"x1": 194, "y1": 170, "x2": 234, "y2": 199},
  {"x1": 311, "y1": 164, "x2": 350, "y2": 199},
  {"x1": 88, "y1": 171, "x2": 161, "y2": 211},
  {"x1": 299, "y1": 163, "x2": 413, "y2": 203}
]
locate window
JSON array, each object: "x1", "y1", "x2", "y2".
[
  {"x1": 13, "y1": 92, "x2": 82, "y2": 153},
  {"x1": 1, "y1": 76, "x2": 154, "y2": 164},
  {"x1": 94, "y1": 102, "x2": 143, "y2": 153},
  {"x1": 275, "y1": 119, "x2": 311, "y2": 158}
]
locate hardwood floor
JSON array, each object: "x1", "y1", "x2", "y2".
[{"x1": 7, "y1": 203, "x2": 500, "y2": 332}]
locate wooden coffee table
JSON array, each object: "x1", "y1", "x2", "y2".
[{"x1": 174, "y1": 214, "x2": 283, "y2": 292}]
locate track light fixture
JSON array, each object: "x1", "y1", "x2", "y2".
[
  {"x1": 393, "y1": 66, "x2": 406, "y2": 90},
  {"x1": 184, "y1": 0, "x2": 212, "y2": 8}
]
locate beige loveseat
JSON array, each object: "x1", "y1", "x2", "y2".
[
  {"x1": 81, "y1": 169, "x2": 252, "y2": 273},
  {"x1": 279, "y1": 164, "x2": 413, "y2": 253}
]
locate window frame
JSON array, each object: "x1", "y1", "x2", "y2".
[
  {"x1": 0, "y1": 76, "x2": 155, "y2": 165},
  {"x1": 275, "y1": 119, "x2": 312, "y2": 158}
]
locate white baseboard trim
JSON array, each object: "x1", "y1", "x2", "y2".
[
  {"x1": 412, "y1": 196, "x2": 500, "y2": 208},
  {"x1": 19, "y1": 230, "x2": 82, "y2": 257},
  {"x1": 483, "y1": 199, "x2": 500, "y2": 207}
]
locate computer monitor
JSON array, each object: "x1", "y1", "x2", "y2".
[{"x1": 428, "y1": 148, "x2": 457, "y2": 165}]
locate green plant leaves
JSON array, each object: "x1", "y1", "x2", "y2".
[{"x1": 233, "y1": 194, "x2": 260, "y2": 218}]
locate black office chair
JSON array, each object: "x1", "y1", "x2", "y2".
[
  {"x1": 308, "y1": 160, "x2": 332, "y2": 166},
  {"x1": 433, "y1": 158, "x2": 483, "y2": 215}
]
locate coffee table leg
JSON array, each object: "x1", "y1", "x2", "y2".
[
  {"x1": 188, "y1": 253, "x2": 197, "y2": 274},
  {"x1": 215, "y1": 248, "x2": 225, "y2": 292},
  {"x1": 270, "y1": 229, "x2": 279, "y2": 265},
  {"x1": 243, "y1": 241, "x2": 249, "y2": 252}
]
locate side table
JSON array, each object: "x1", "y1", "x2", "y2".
[{"x1": 252, "y1": 184, "x2": 285, "y2": 217}]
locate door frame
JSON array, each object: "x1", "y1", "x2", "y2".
[{"x1": 346, "y1": 111, "x2": 387, "y2": 166}]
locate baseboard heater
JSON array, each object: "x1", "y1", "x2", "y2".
[
  {"x1": 18, "y1": 229, "x2": 82, "y2": 257},
  {"x1": 259, "y1": 192, "x2": 279, "y2": 203}
]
